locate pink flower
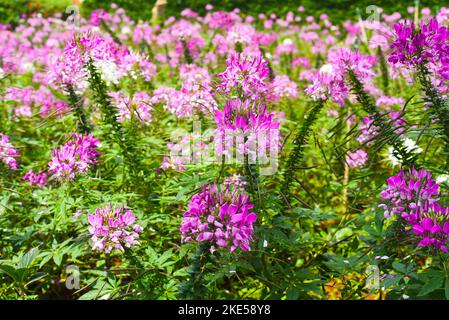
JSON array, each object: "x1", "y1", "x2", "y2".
[
  {"x1": 379, "y1": 168, "x2": 440, "y2": 221},
  {"x1": 267, "y1": 75, "x2": 298, "y2": 102},
  {"x1": 180, "y1": 182, "x2": 257, "y2": 253},
  {"x1": 0, "y1": 133, "x2": 19, "y2": 169},
  {"x1": 22, "y1": 170, "x2": 48, "y2": 188},
  {"x1": 346, "y1": 150, "x2": 368, "y2": 168},
  {"x1": 305, "y1": 49, "x2": 376, "y2": 105},
  {"x1": 88, "y1": 204, "x2": 143, "y2": 253},
  {"x1": 48, "y1": 133, "x2": 100, "y2": 180},
  {"x1": 217, "y1": 52, "x2": 270, "y2": 101},
  {"x1": 109, "y1": 91, "x2": 153, "y2": 123}
]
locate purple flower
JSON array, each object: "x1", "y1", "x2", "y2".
[
  {"x1": 109, "y1": 91, "x2": 153, "y2": 123},
  {"x1": 346, "y1": 150, "x2": 368, "y2": 168},
  {"x1": 48, "y1": 133, "x2": 100, "y2": 180},
  {"x1": 213, "y1": 98, "x2": 280, "y2": 161},
  {"x1": 411, "y1": 204, "x2": 449, "y2": 253},
  {"x1": 217, "y1": 52, "x2": 270, "y2": 101},
  {"x1": 388, "y1": 19, "x2": 449, "y2": 90},
  {"x1": 0, "y1": 133, "x2": 19, "y2": 169},
  {"x1": 379, "y1": 167, "x2": 439, "y2": 221},
  {"x1": 380, "y1": 168, "x2": 449, "y2": 253},
  {"x1": 88, "y1": 203, "x2": 143, "y2": 253},
  {"x1": 22, "y1": 169, "x2": 48, "y2": 188},
  {"x1": 180, "y1": 182, "x2": 257, "y2": 253},
  {"x1": 305, "y1": 48, "x2": 376, "y2": 105}
]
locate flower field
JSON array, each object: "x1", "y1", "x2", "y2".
[{"x1": 2, "y1": 2, "x2": 449, "y2": 300}]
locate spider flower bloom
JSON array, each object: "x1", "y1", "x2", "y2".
[
  {"x1": 388, "y1": 19, "x2": 449, "y2": 67},
  {"x1": 305, "y1": 49, "x2": 376, "y2": 105},
  {"x1": 88, "y1": 204, "x2": 143, "y2": 253},
  {"x1": 214, "y1": 99, "x2": 280, "y2": 162},
  {"x1": 48, "y1": 133, "x2": 100, "y2": 180},
  {"x1": 22, "y1": 170, "x2": 48, "y2": 188},
  {"x1": 346, "y1": 149, "x2": 368, "y2": 168},
  {"x1": 379, "y1": 168, "x2": 440, "y2": 221},
  {"x1": 267, "y1": 75, "x2": 298, "y2": 102},
  {"x1": 217, "y1": 52, "x2": 270, "y2": 100},
  {"x1": 180, "y1": 182, "x2": 257, "y2": 253},
  {"x1": 0, "y1": 133, "x2": 19, "y2": 169},
  {"x1": 388, "y1": 19, "x2": 449, "y2": 90},
  {"x1": 109, "y1": 91, "x2": 153, "y2": 123},
  {"x1": 411, "y1": 204, "x2": 449, "y2": 253}
]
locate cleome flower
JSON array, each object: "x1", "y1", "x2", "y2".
[
  {"x1": 217, "y1": 52, "x2": 270, "y2": 101},
  {"x1": 48, "y1": 133, "x2": 100, "y2": 180},
  {"x1": 88, "y1": 203, "x2": 143, "y2": 253},
  {"x1": 180, "y1": 181, "x2": 257, "y2": 253},
  {"x1": 0, "y1": 133, "x2": 19, "y2": 169}
]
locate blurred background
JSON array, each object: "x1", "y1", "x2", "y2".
[{"x1": 0, "y1": 0, "x2": 445, "y2": 26}]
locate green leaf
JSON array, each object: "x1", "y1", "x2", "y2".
[
  {"x1": 335, "y1": 227, "x2": 353, "y2": 241},
  {"x1": 0, "y1": 265, "x2": 19, "y2": 282},
  {"x1": 25, "y1": 272, "x2": 48, "y2": 287},
  {"x1": 418, "y1": 274, "x2": 444, "y2": 296},
  {"x1": 78, "y1": 290, "x2": 100, "y2": 300},
  {"x1": 392, "y1": 262, "x2": 407, "y2": 274},
  {"x1": 286, "y1": 288, "x2": 299, "y2": 300},
  {"x1": 18, "y1": 247, "x2": 39, "y2": 269},
  {"x1": 445, "y1": 278, "x2": 449, "y2": 300}
]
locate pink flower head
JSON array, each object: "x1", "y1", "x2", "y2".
[
  {"x1": 379, "y1": 168, "x2": 440, "y2": 221},
  {"x1": 109, "y1": 91, "x2": 153, "y2": 123},
  {"x1": 48, "y1": 133, "x2": 100, "y2": 180},
  {"x1": 0, "y1": 133, "x2": 19, "y2": 169},
  {"x1": 88, "y1": 203, "x2": 143, "y2": 253},
  {"x1": 180, "y1": 182, "x2": 257, "y2": 253},
  {"x1": 388, "y1": 19, "x2": 449, "y2": 90},
  {"x1": 22, "y1": 169, "x2": 47, "y2": 188},
  {"x1": 410, "y1": 203, "x2": 449, "y2": 253},
  {"x1": 217, "y1": 52, "x2": 270, "y2": 101},
  {"x1": 305, "y1": 49, "x2": 376, "y2": 105},
  {"x1": 346, "y1": 150, "x2": 368, "y2": 168}
]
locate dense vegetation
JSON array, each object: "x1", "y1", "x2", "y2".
[{"x1": 2, "y1": 2, "x2": 449, "y2": 300}]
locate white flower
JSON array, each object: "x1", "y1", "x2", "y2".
[
  {"x1": 320, "y1": 64, "x2": 334, "y2": 75},
  {"x1": 387, "y1": 138, "x2": 422, "y2": 166},
  {"x1": 403, "y1": 138, "x2": 422, "y2": 154},
  {"x1": 94, "y1": 59, "x2": 120, "y2": 85},
  {"x1": 263, "y1": 239, "x2": 268, "y2": 247},
  {"x1": 121, "y1": 26, "x2": 131, "y2": 35},
  {"x1": 282, "y1": 38, "x2": 293, "y2": 45},
  {"x1": 436, "y1": 174, "x2": 449, "y2": 184},
  {"x1": 402, "y1": 294, "x2": 410, "y2": 300}
]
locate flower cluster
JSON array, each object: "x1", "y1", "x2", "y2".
[
  {"x1": 380, "y1": 168, "x2": 439, "y2": 221},
  {"x1": 88, "y1": 204, "x2": 143, "y2": 253},
  {"x1": 109, "y1": 91, "x2": 153, "y2": 123},
  {"x1": 346, "y1": 150, "x2": 368, "y2": 168},
  {"x1": 151, "y1": 64, "x2": 217, "y2": 117},
  {"x1": 267, "y1": 75, "x2": 299, "y2": 102},
  {"x1": 388, "y1": 19, "x2": 449, "y2": 67},
  {"x1": 180, "y1": 182, "x2": 257, "y2": 253},
  {"x1": 48, "y1": 133, "x2": 100, "y2": 180},
  {"x1": 388, "y1": 19, "x2": 449, "y2": 90},
  {"x1": 379, "y1": 168, "x2": 449, "y2": 253},
  {"x1": 214, "y1": 98, "x2": 280, "y2": 161},
  {"x1": 217, "y1": 52, "x2": 270, "y2": 100},
  {"x1": 5, "y1": 87, "x2": 69, "y2": 118},
  {"x1": 305, "y1": 48, "x2": 376, "y2": 105},
  {"x1": 0, "y1": 133, "x2": 19, "y2": 169},
  {"x1": 22, "y1": 170, "x2": 48, "y2": 188}
]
